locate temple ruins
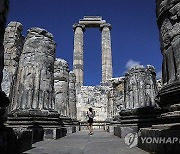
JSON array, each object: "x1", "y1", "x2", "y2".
[{"x1": 1, "y1": 0, "x2": 180, "y2": 153}]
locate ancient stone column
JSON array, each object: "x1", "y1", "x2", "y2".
[
  {"x1": 100, "y1": 23, "x2": 113, "y2": 83},
  {"x1": 10, "y1": 28, "x2": 57, "y2": 116},
  {"x1": 54, "y1": 58, "x2": 69, "y2": 117},
  {"x1": 110, "y1": 77, "x2": 125, "y2": 116},
  {"x1": 69, "y1": 71, "x2": 77, "y2": 119},
  {"x1": 156, "y1": 0, "x2": 180, "y2": 109},
  {"x1": 2, "y1": 22, "x2": 24, "y2": 101},
  {"x1": 73, "y1": 23, "x2": 85, "y2": 86},
  {"x1": 0, "y1": 0, "x2": 9, "y2": 90},
  {"x1": 0, "y1": 0, "x2": 10, "y2": 120},
  {"x1": 124, "y1": 65, "x2": 157, "y2": 109},
  {"x1": 0, "y1": 2, "x2": 17, "y2": 154}
]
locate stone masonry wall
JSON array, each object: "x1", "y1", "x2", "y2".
[{"x1": 76, "y1": 85, "x2": 110, "y2": 121}]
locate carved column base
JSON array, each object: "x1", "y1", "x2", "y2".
[
  {"x1": 8, "y1": 109, "x2": 59, "y2": 118},
  {"x1": 138, "y1": 124, "x2": 180, "y2": 154},
  {"x1": 158, "y1": 81, "x2": 180, "y2": 108},
  {"x1": 59, "y1": 116, "x2": 79, "y2": 135},
  {"x1": 7, "y1": 115, "x2": 62, "y2": 141},
  {"x1": 113, "y1": 107, "x2": 161, "y2": 138},
  {"x1": 157, "y1": 81, "x2": 180, "y2": 124}
]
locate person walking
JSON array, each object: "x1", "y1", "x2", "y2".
[{"x1": 87, "y1": 107, "x2": 94, "y2": 135}]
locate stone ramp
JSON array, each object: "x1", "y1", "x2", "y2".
[{"x1": 23, "y1": 131, "x2": 148, "y2": 154}]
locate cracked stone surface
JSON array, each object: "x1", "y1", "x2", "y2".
[
  {"x1": 10, "y1": 27, "x2": 56, "y2": 115},
  {"x1": 2, "y1": 21, "x2": 24, "y2": 99}
]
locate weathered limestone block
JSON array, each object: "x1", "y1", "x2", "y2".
[
  {"x1": 76, "y1": 85, "x2": 110, "y2": 121},
  {"x1": 10, "y1": 27, "x2": 57, "y2": 116},
  {"x1": 2, "y1": 21, "x2": 24, "y2": 99},
  {"x1": 124, "y1": 65, "x2": 157, "y2": 109},
  {"x1": 54, "y1": 58, "x2": 69, "y2": 117},
  {"x1": 100, "y1": 23, "x2": 112, "y2": 83},
  {"x1": 69, "y1": 71, "x2": 77, "y2": 119},
  {"x1": 79, "y1": 16, "x2": 106, "y2": 27},
  {"x1": 73, "y1": 24, "x2": 85, "y2": 86}
]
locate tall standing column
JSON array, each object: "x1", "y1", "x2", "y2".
[
  {"x1": 73, "y1": 24, "x2": 85, "y2": 86},
  {"x1": 10, "y1": 28, "x2": 58, "y2": 117},
  {"x1": 156, "y1": 0, "x2": 180, "y2": 109},
  {"x1": 100, "y1": 23, "x2": 112, "y2": 83},
  {"x1": 0, "y1": 0, "x2": 9, "y2": 89},
  {"x1": 2, "y1": 22, "x2": 24, "y2": 101},
  {"x1": 54, "y1": 58, "x2": 69, "y2": 117}
]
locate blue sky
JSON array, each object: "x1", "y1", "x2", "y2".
[{"x1": 7, "y1": 0, "x2": 162, "y2": 85}]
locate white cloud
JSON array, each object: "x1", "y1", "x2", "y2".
[
  {"x1": 156, "y1": 70, "x2": 162, "y2": 79},
  {"x1": 125, "y1": 59, "x2": 141, "y2": 70}
]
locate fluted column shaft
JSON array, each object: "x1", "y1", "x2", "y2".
[
  {"x1": 0, "y1": 0, "x2": 9, "y2": 90},
  {"x1": 124, "y1": 65, "x2": 157, "y2": 109},
  {"x1": 2, "y1": 22, "x2": 24, "y2": 100},
  {"x1": 101, "y1": 23, "x2": 112, "y2": 83},
  {"x1": 11, "y1": 28, "x2": 56, "y2": 115},
  {"x1": 156, "y1": 0, "x2": 180, "y2": 108},
  {"x1": 54, "y1": 58, "x2": 69, "y2": 117},
  {"x1": 73, "y1": 24, "x2": 85, "y2": 86}
]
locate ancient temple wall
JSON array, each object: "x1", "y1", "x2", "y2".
[
  {"x1": 2, "y1": 22, "x2": 24, "y2": 99},
  {"x1": 76, "y1": 85, "x2": 110, "y2": 121}
]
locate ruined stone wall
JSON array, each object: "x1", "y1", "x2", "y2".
[
  {"x1": 76, "y1": 78, "x2": 125, "y2": 122},
  {"x1": 2, "y1": 22, "x2": 24, "y2": 99},
  {"x1": 76, "y1": 85, "x2": 110, "y2": 121}
]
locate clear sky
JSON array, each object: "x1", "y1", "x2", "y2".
[{"x1": 7, "y1": 0, "x2": 162, "y2": 86}]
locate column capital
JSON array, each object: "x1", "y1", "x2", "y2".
[
  {"x1": 73, "y1": 23, "x2": 85, "y2": 32},
  {"x1": 100, "y1": 23, "x2": 112, "y2": 31}
]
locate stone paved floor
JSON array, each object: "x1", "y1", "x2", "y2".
[{"x1": 23, "y1": 131, "x2": 148, "y2": 154}]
